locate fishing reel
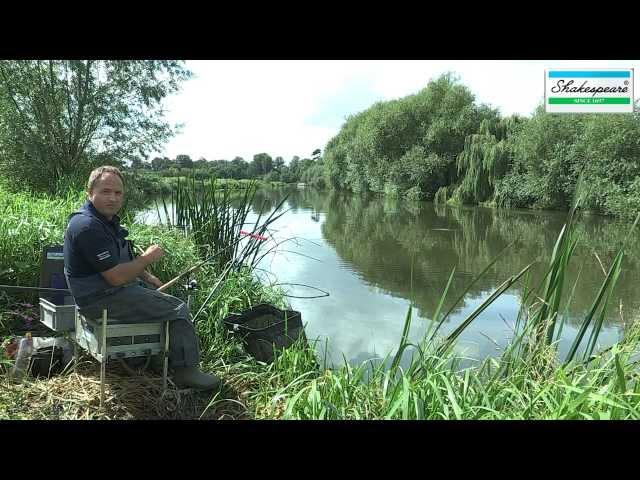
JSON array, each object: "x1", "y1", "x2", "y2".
[
  {"x1": 183, "y1": 279, "x2": 198, "y2": 291},
  {"x1": 183, "y1": 278, "x2": 198, "y2": 311}
]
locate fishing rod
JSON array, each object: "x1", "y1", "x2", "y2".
[
  {"x1": 157, "y1": 256, "x2": 211, "y2": 292},
  {"x1": 0, "y1": 285, "x2": 70, "y2": 294}
]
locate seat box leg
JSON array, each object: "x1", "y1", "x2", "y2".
[
  {"x1": 163, "y1": 320, "x2": 170, "y2": 394},
  {"x1": 100, "y1": 308, "x2": 107, "y2": 408}
]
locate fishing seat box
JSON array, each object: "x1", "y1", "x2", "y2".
[{"x1": 75, "y1": 314, "x2": 164, "y2": 362}]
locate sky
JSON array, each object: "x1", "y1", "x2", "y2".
[{"x1": 152, "y1": 60, "x2": 640, "y2": 164}]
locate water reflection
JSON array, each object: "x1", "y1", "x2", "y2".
[{"x1": 137, "y1": 187, "x2": 640, "y2": 368}]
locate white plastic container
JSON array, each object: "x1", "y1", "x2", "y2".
[
  {"x1": 11, "y1": 332, "x2": 34, "y2": 381},
  {"x1": 39, "y1": 298, "x2": 76, "y2": 332}
]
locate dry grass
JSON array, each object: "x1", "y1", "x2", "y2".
[{"x1": 0, "y1": 355, "x2": 250, "y2": 420}]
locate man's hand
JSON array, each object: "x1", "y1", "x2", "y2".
[
  {"x1": 143, "y1": 272, "x2": 164, "y2": 289},
  {"x1": 141, "y1": 245, "x2": 164, "y2": 264},
  {"x1": 102, "y1": 244, "x2": 165, "y2": 287}
]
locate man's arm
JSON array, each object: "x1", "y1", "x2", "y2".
[
  {"x1": 73, "y1": 226, "x2": 165, "y2": 287},
  {"x1": 101, "y1": 245, "x2": 164, "y2": 287}
]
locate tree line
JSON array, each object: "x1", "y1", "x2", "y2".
[
  {"x1": 2, "y1": 61, "x2": 637, "y2": 219},
  {"x1": 321, "y1": 73, "x2": 640, "y2": 219},
  {"x1": 140, "y1": 149, "x2": 325, "y2": 186}
]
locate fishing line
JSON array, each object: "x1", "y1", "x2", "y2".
[
  {"x1": 271, "y1": 283, "x2": 330, "y2": 299},
  {"x1": 192, "y1": 260, "x2": 235, "y2": 322},
  {"x1": 250, "y1": 267, "x2": 279, "y2": 283}
]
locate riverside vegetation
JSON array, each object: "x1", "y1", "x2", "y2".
[
  {"x1": 2, "y1": 181, "x2": 640, "y2": 420},
  {"x1": 321, "y1": 73, "x2": 640, "y2": 221}
]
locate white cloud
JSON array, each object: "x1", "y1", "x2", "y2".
[{"x1": 152, "y1": 60, "x2": 640, "y2": 163}]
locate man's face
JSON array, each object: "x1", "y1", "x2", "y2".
[{"x1": 88, "y1": 173, "x2": 124, "y2": 220}]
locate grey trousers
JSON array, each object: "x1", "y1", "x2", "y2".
[{"x1": 77, "y1": 282, "x2": 200, "y2": 368}]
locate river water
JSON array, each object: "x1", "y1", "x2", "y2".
[{"x1": 136, "y1": 187, "x2": 640, "y2": 368}]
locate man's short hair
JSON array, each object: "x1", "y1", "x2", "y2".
[{"x1": 87, "y1": 166, "x2": 125, "y2": 192}]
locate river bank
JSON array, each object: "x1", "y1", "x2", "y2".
[{"x1": 2, "y1": 185, "x2": 640, "y2": 419}]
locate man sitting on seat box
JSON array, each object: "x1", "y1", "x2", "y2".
[{"x1": 63, "y1": 165, "x2": 221, "y2": 391}]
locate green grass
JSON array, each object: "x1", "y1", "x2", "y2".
[
  {"x1": 240, "y1": 312, "x2": 640, "y2": 420},
  {"x1": 0, "y1": 187, "x2": 84, "y2": 287}
]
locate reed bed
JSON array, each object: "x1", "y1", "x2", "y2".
[{"x1": 156, "y1": 177, "x2": 288, "y2": 269}]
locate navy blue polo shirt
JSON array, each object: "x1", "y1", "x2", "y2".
[{"x1": 63, "y1": 200, "x2": 132, "y2": 303}]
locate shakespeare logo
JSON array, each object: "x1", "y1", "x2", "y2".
[{"x1": 545, "y1": 69, "x2": 634, "y2": 113}]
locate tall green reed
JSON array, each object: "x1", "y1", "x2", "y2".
[{"x1": 157, "y1": 176, "x2": 289, "y2": 271}]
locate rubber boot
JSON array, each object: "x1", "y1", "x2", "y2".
[{"x1": 172, "y1": 366, "x2": 222, "y2": 391}]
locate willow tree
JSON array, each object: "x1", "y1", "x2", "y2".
[
  {"x1": 0, "y1": 60, "x2": 191, "y2": 192},
  {"x1": 454, "y1": 116, "x2": 522, "y2": 204},
  {"x1": 323, "y1": 73, "x2": 494, "y2": 197}
]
